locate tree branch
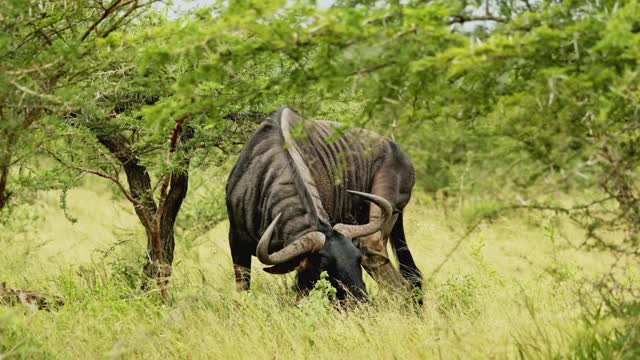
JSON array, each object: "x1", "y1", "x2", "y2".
[
  {"x1": 448, "y1": 15, "x2": 507, "y2": 25},
  {"x1": 156, "y1": 113, "x2": 189, "y2": 230},
  {"x1": 0, "y1": 282, "x2": 64, "y2": 310},
  {"x1": 94, "y1": 132, "x2": 158, "y2": 223},
  {"x1": 40, "y1": 146, "x2": 141, "y2": 207},
  {"x1": 100, "y1": 1, "x2": 155, "y2": 39},
  {"x1": 503, "y1": 196, "x2": 614, "y2": 215},
  {"x1": 80, "y1": 0, "x2": 135, "y2": 41}
]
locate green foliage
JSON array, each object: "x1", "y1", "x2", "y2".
[
  {"x1": 0, "y1": 1, "x2": 161, "y2": 207},
  {"x1": 462, "y1": 199, "x2": 504, "y2": 227},
  {"x1": 307, "y1": 271, "x2": 338, "y2": 305},
  {"x1": 571, "y1": 315, "x2": 640, "y2": 359},
  {"x1": 435, "y1": 273, "x2": 482, "y2": 318},
  {"x1": 515, "y1": 292, "x2": 640, "y2": 359},
  {"x1": 0, "y1": 310, "x2": 53, "y2": 359},
  {"x1": 469, "y1": 236, "x2": 504, "y2": 285},
  {"x1": 543, "y1": 216, "x2": 578, "y2": 285},
  {"x1": 177, "y1": 167, "x2": 230, "y2": 246}
]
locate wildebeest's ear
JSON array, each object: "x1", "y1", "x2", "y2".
[{"x1": 263, "y1": 262, "x2": 298, "y2": 274}]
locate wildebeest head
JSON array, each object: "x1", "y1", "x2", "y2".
[{"x1": 256, "y1": 191, "x2": 393, "y2": 301}]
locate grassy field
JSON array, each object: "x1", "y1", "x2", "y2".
[{"x1": 0, "y1": 179, "x2": 635, "y2": 359}]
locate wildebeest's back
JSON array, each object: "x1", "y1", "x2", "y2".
[{"x1": 292, "y1": 119, "x2": 415, "y2": 225}]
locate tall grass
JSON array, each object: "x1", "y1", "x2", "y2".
[{"x1": 0, "y1": 179, "x2": 637, "y2": 359}]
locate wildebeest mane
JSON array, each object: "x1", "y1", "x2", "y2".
[{"x1": 267, "y1": 106, "x2": 329, "y2": 226}]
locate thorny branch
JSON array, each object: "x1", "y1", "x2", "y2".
[
  {"x1": 40, "y1": 146, "x2": 142, "y2": 208},
  {"x1": 81, "y1": 0, "x2": 136, "y2": 41},
  {"x1": 504, "y1": 196, "x2": 615, "y2": 215}
]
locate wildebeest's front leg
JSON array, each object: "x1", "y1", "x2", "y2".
[
  {"x1": 357, "y1": 171, "x2": 409, "y2": 290},
  {"x1": 229, "y1": 229, "x2": 252, "y2": 291},
  {"x1": 390, "y1": 213, "x2": 422, "y2": 304}
]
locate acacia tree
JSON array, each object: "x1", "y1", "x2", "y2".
[
  {"x1": 43, "y1": 4, "x2": 288, "y2": 298},
  {"x1": 2, "y1": 0, "x2": 306, "y2": 300},
  {"x1": 0, "y1": 0, "x2": 215, "y2": 300},
  {"x1": 0, "y1": 0, "x2": 167, "y2": 211}
]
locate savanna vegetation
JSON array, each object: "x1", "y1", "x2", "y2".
[{"x1": 1, "y1": 0, "x2": 639, "y2": 358}]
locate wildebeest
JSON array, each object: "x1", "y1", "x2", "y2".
[{"x1": 225, "y1": 106, "x2": 421, "y2": 301}]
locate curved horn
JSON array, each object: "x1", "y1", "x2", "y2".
[
  {"x1": 257, "y1": 213, "x2": 326, "y2": 265},
  {"x1": 333, "y1": 190, "x2": 393, "y2": 239}
]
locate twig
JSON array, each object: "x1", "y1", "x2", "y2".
[
  {"x1": 350, "y1": 62, "x2": 396, "y2": 76},
  {"x1": 37, "y1": 28, "x2": 53, "y2": 45},
  {"x1": 9, "y1": 80, "x2": 63, "y2": 104},
  {"x1": 392, "y1": 23, "x2": 417, "y2": 40},
  {"x1": 40, "y1": 146, "x2": 141, "y2": 207},
  {"x1": 427, "y1": 221, "x2": 482, "y2": 282},
  {"x1": 3, "y1": 58, "x2": 61, "y2": 76}
]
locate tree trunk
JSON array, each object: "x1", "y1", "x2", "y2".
[
  {"x1": 141, "y1": 168, "x2": 188, "y2": 289},
  {"x1": 96, "y1": 124, "x2": 192, "y2": 297},
  {"x1": 0, "y1": 161, "x2": 11, "y2": 211},
  {"x1": 96, "y1": 134, "x2": 166, "y2": 276},
  {"x1": 0, "y1": 109, "x2": 41, "y2": 212},
  {"x1": 0, "y1": 131, "x2": 18, "y2": 212}
]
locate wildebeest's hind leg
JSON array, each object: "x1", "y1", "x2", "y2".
[
  {"x1": 229, "y1": 229, "x2": 252, "y2": 291},
  {"x1": 390, "y1": 212, "x2": 423, "y2": 303}
]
